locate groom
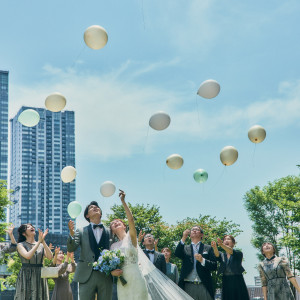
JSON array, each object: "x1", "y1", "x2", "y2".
[
  {"x1": 175, "y1": 226, "x2": 217, "y2": 300},
  {"x1": 67, "y1": 201, "x2": 112, "y2": 300}
]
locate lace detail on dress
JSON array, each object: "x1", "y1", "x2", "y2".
[{"x1": 110, "y1": 233, "x2": 138, "y2": 266}]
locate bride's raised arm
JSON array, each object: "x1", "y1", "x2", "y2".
[{"x1": 119, "y1": 190, "x2": 137, "y2": 247}]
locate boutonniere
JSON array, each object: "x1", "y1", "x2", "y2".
[{"x1": 202, "y1": 251, "x2": 208, "y2": 255}]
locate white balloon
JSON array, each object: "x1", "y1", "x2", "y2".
[
  {"x1": 45, "y1": 92, "x2": 66, "y2": 112},
  {"x1": 248, "y1": 125, "x2": 266, "y2": 144},
  {"x1": 149, "y1": 112, "x2": 171, "y2": 131},
  {"x1": 220, "y1": 146, "x2": 238, "y2": 166},
  {"x1": 61, "y1": 166, "x2": 77, "y2": 183},
  {"x1": 166, "y1": 154, "x2": 184, "y2": 170},
  {"x1": 100, "y1": 181, "x2": 116, "y2": 197},
  {"x1": 18, "y1": 109, "x2": 40, "y2": 127},
  {"x1": 84, "y1": 25, "x2": 108, "y2": 50},
  {"x1": 197, "y1": 79, "x2": 220, "y2": 99}
]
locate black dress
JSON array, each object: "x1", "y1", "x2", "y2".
[{"x1": 217, "y1": 249, "x2": 249, "y2": 300}]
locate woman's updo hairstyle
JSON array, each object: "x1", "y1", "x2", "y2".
[{"x1": 17, "y1": 224, "x2": 34, "y2": 243}]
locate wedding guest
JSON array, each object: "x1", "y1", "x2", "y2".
[
  {"x1": 14, "y1": 224, "x2": 53, "y2": 300},
  {"x1": 143, "y1": 233, "x2": 166, "y2": 274},
  {"x1": 161, "y1": 247, "x2": 179, "y2": 284},
  {"x1": 0, "y1": 224, "x2": 17, "y2": 254},
  {"x1": 175, "y1": 226, "x2": 217, "y2": 300},
  {"x1": 211, "y1": 236, "x2": 249, "y2": 300},
  {"x1": 51, "y1": 247, "x2": 76, "y2": 300},
  {"x1": 258, "y1": 242, "x2": 300, "y2": 300}
]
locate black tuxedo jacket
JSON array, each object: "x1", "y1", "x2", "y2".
[
  {"x1": 175, "y1": 241, "x2": 217, "y2": 299},
  {"x1": 144, "y1": 250, "x2": 167, "y2": 274},
  {"x1": 217, "y1": 249, "x2": 245, "y2": 275}
]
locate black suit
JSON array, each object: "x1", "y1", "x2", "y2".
[
  {"x1": 175, "y1": 241, "x2": 217, "y2": 299},
  {"x1": 144, "y1": 250, "x2": 167, "y2": 274}
]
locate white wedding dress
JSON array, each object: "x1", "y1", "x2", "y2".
[
  {"x1": 111, "y1": 232, "x2": 150, "y2": 300},
  {"x1": 111, "y1": 232, "x2": 194, "y2": 300}
]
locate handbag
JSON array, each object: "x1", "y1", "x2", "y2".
[{"x1": 41, "y1": 266, "x2": 59, "y2": 278}]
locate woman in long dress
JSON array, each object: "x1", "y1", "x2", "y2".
[
  {"x1": 110, "y1": 190, "x2": 149, "y2": 300},
  {"x1": 110, "y1": 190, "x2": 194, "y2": 300},
  {"x1": 211, "y1": 236, "x2": 249, "y2": 300},
  {"x1": 14, "y1": 224, "x2": 53, "y2": 300},
  {"x1": 258, "y1": 242, "x2": 300, "y2": 300},
  {"x1": 51, "y1": 248, "x2": 76, "y2": 300}
]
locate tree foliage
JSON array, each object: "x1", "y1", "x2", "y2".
[
  {"x1": 0, "y1": 180, "x2": 12, "y2": 240},
  {"x1": 244, "y1": 175, "x2": 300, "y2": 274}
]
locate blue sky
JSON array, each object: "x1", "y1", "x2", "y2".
[{"x1": 1, "y1": 0, "x2": 300, "y2": 284}]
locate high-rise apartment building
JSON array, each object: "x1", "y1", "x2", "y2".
[
  {"x1": 9, "y1": 107, "x2": 75, "y2": 234},
  {"x1": 0, "y1": 71, "x2": 9, "y2": 181}
]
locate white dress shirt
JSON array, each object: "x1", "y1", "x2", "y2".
[
  {"x1": 146, "y1": 249, "x2": 155, "y2": 263},
  {"x1": 90, "y1": 222, "x2": 103, "y2": 244}
]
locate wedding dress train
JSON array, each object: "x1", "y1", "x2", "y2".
[{"x1": 111, "y1": 233, "x2": 194, "y2": 300}]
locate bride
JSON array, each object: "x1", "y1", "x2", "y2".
[{"x1": 110, "y1": 190, "x2": 194, "y2": 300}]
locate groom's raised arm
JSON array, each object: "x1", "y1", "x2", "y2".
[{"x1": 67, "y1": 220, "x2": 81, "y2": 252}]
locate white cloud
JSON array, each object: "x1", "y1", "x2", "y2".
[{"x1": 9, "y1": 63, "x2": 300, "y2": 160}]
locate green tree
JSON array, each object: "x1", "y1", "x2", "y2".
[
  {"x1": 0, "y1": 180, "x2": 12, "y2": 239},
  {"x1": 105, "y1": 202, "x2": 164, "y2": 233},
  {"x1": 244, "y1": 175, "x2": 300, "y2": 274},
  {"x1": 5, "y1": 252, "x2": 21, "y2": 287}
]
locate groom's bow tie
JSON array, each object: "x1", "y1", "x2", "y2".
[
  {"x1": 93, "y1": 224, "x2": 103, "y2": 229},
  {"x1": 146, "y1": 250, "x2": 155, "y2": 254}
]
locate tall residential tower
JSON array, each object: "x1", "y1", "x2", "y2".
[
  {"x1": 9, "y1": 107, "x2": 75, "y2": 234},
  {"x1": 0, "y1": 71, "x2": 9, "y2": 181}
]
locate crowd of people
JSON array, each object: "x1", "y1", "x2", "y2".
[{"x1": 1, "y1": 190, "x2": 300, "y2": 300}]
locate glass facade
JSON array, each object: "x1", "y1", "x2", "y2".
[
  {"x1": 0, "y1": 71, "x2": 9, "y2": 181},
  {"x1": 9, "y1": 107, "x2": 75, "y2": 234}
]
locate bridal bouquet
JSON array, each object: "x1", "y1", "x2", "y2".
[{"x1": 93, "y1": 249, "x2": 127, "y2": 285}]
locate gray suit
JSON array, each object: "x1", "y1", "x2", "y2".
[{"x1": 67, "y1": 224, "x2": 112, "y2": 300}]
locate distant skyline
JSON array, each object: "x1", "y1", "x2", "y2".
[
  {"x1": 0, "y1": 70, "x2": 9, "y2": 181},
  {"x1": 1, "y1": 0, "x2": 300, "y2": 284},
  {"x1": 9, "y1": 107, "x2": 75, "y2": 235}
]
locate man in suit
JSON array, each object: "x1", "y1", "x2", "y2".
[
  {"x1": 143, "y1": 233, "x2": 167, "y2": 274},
  {"x1": 175, "y1": 226, "x2": 217, "y2": 300},
  {"x1": 67, "y1": 201, "x2": 112, "y2": 300}
]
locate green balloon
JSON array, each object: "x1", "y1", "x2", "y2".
[
  {"x1": 67, "y1": 201, "x2": 82, "y2": 219},
  {"x1": 18, "y1": 109, "x2": 40, "y2": 127},
  {"x1": 193, "y1": 169, "x2": 208, "y2": 183}
]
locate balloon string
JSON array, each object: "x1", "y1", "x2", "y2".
[
  {"x1": 209, "y1": 165, "x2": 226, "y2": 191},
  {"x1": 195, "y1": 95, "x2": 201, "y2": 126},
  {"x1": 162, "y1": 163, "x2": 166, "y2": 183},
  {"x1": 252, "y1": 143, "x2": 256, "y2": 168},
  {"x1": 143, "y1": 126, "x2": 150, "y2": 153},
  {"x1": 69, "y1": 45, "x2": 86, "y2": 70}
]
